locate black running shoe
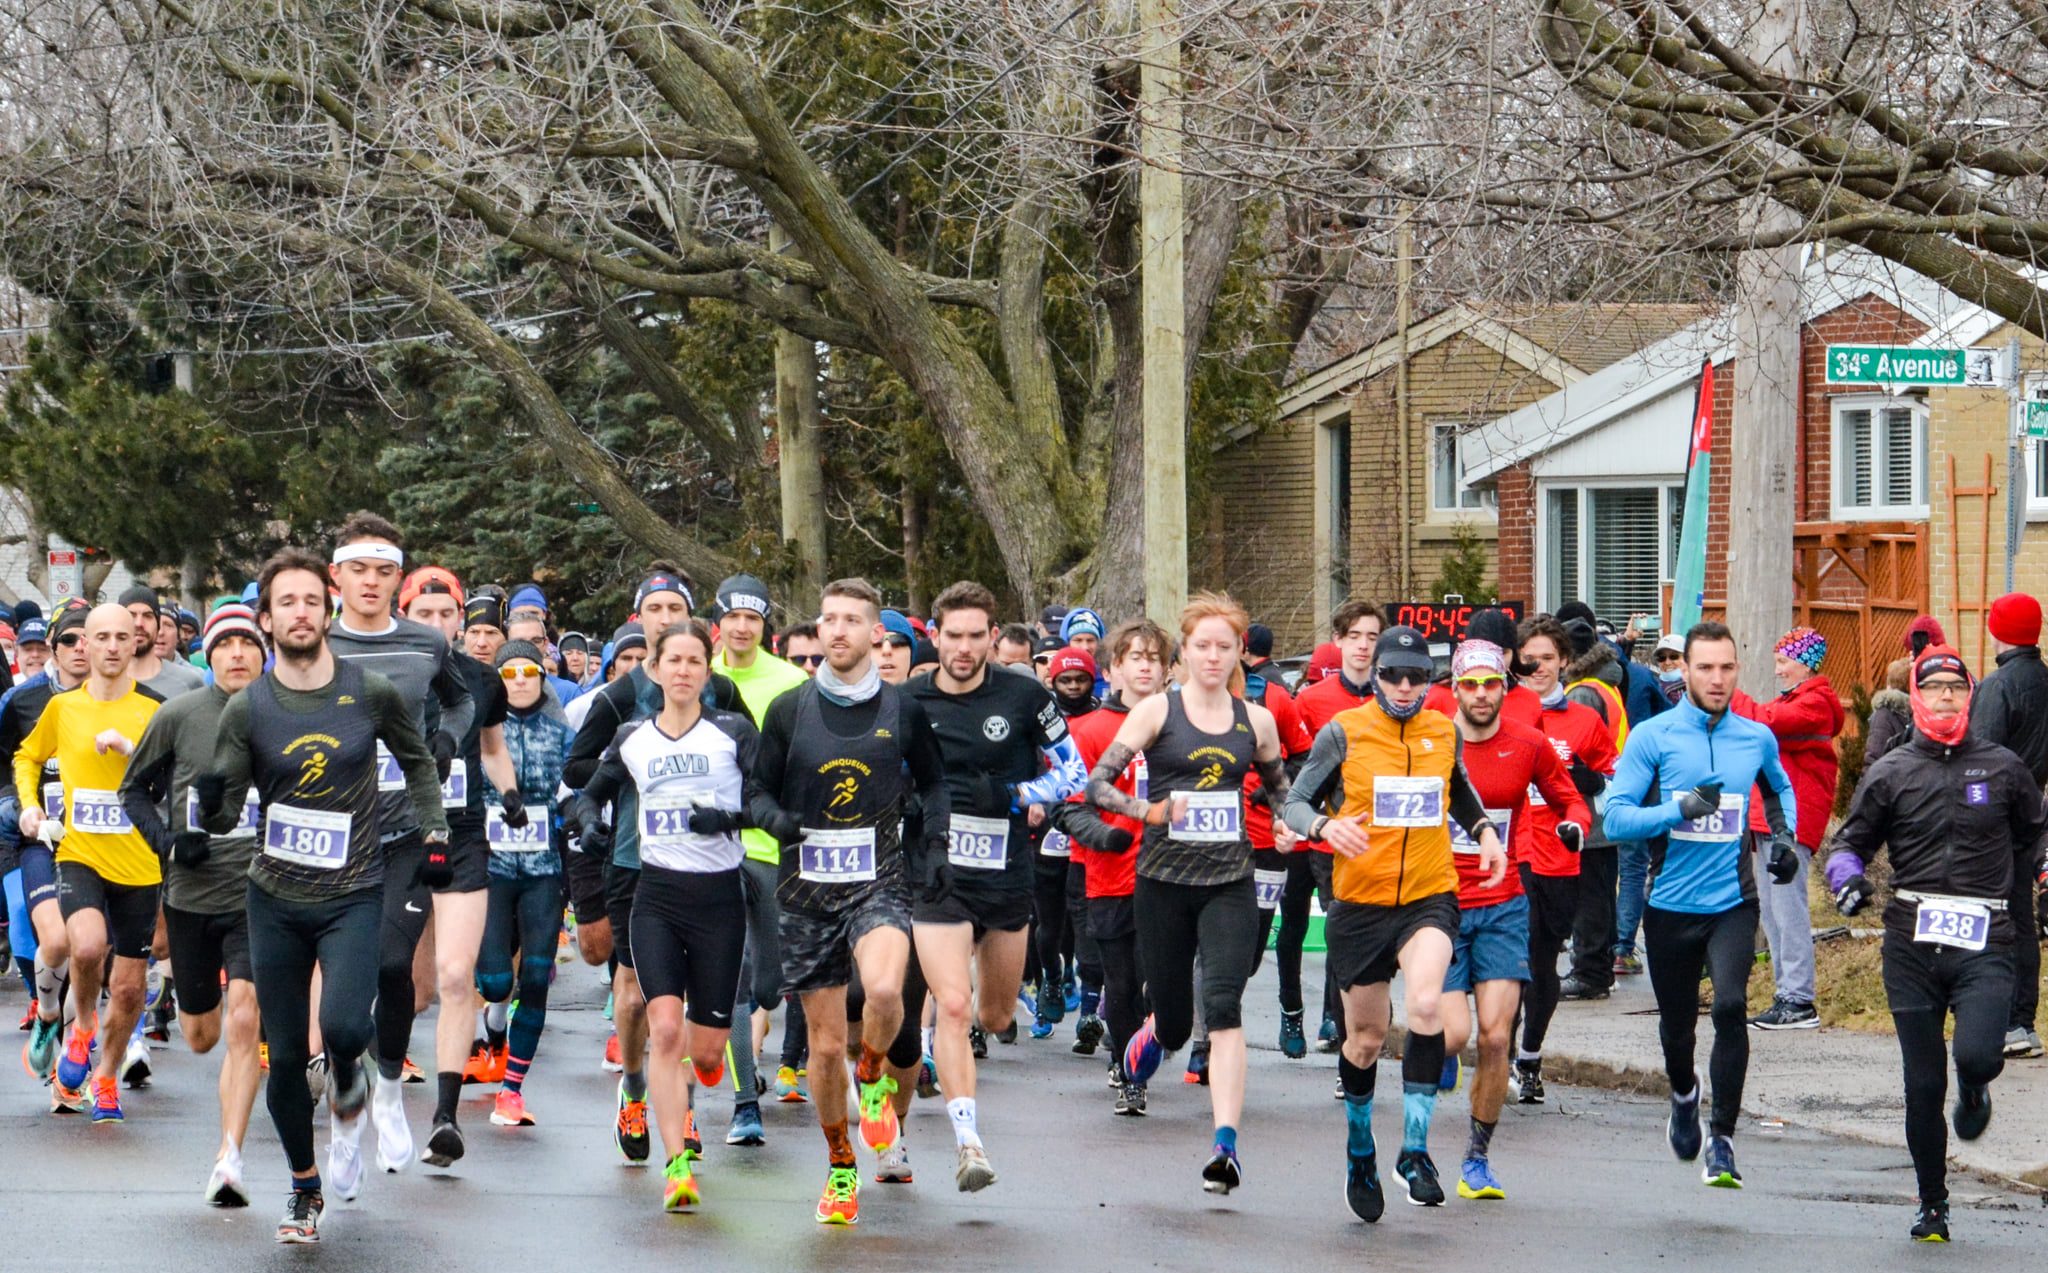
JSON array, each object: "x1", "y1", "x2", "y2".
[
  {"x1": 969, "y1": 1026, "x2": 988, "y2": 1059},
  {"x1": 1201, "y1": 1146, "x2": 1242, "y2": 1195},
  {"x1": 1667, "y1": 1085, "x2": 1703, "y2": 1161},
  {"x1": 1952, "y1": 1084, "x2": 1992, "y2": 1141},
  {"x1": 1512, "y1": 1058, "x2": 1545, "y2": 1105},
  {"x1": 1072, "y1": 1014, "x2": 1105, "y2": 1056},
  {"x1": 1396, "y1": 1149, "x2": 1444, "y2": 1206},
  {"x1": 1345, "y1": 1152, "x2": 1384, "y2": 1223},
  {"x1": 423, "y1": 1116, "x2": 465, "y2": 1167},
  {"x1": 1911, "y1": 1200, "x2": 1950, "y2": 1243},
  {"x1": 1114, "y1": 1080, "x2": 1147, "y2": 1116},
  {"x1": 276, "y1": 1189, "x2": 323, "y2": 1244}
]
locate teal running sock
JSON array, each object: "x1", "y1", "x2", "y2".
[
  {"x1": 1344, "y1": 1093, "x2": 1375, "y2": 1158},
  {"x1": 1402, "y1": 1080, "x2": 1437, "y2": 1153},
  {"x1": 1214, "y1": 1125, "x2": 1237, "y2": 1154}
]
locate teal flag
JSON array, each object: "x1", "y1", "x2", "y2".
[{"x1": 1670, "y1": 359, "x2": 1714, "y2": 634}]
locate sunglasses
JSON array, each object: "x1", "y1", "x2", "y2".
[
  {"x1": 1377, "y1": 667, "x2": 1430, "y2": 687},
  {"x1": 789, "y1": 653, "x2": 825, "y2": 667},
  {"x1": 54, "y1": 634, "x2": 82, "y2": 648},
  {"x1": 499, "y1": 665, "x2": 544, "y2": 682},
  {"x1": 1453, "y1": 674, "x2": 1504, "y2": 688}
]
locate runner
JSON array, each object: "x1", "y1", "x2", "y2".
[
  {"x1": 322, "y1": 512, "x2": 477, "y2": 1174},
  {"x1": 119, "y1": 586, "x2": 205, "y2": 696},
  {"x1": 1281, "y1": 624, "x2": 1505, "y2": 1223},
  {"x1": 13, "y1": 603, "x2": 164, "y2": 1122},
  {"x1": 1509, "y1": 615, "x2": 1616, "y2": 1103},
  {"x1": 1056, "y1": 617, "x2": 1169, "y2": 1113},
  {"x1": 475, "y1": 637, "x2": 571, "y2": 1130},
  {"x1": 745, "y1": 576, "x2": 950, "y2": 1225},
  {"x1": 1824, "y1": 644, "x2": 2046, "y2": 1242},
  {"x1": 708, "y1": 573, "x2": 808, "y2": 1148},
  {"x1": 198, "y1": 547, "x2": 450, "y2": 1243},
  {"x1": 578, "y1": 620, "x2": 761, "y2": 1211},
  {"x1": 1032, "y1": 645, "x2": 1101, "y2": 1040},
  {"x1": 117, "y1": 605, "x2": 268, "y2": 1203},
  {"x1": 1085, "y1": 593, "x2": 1290, "y2": 1195},
  {"x1": 8, "y1": 600, "x2": 90, "y2": 1090},
  {"x1": 1603, "y1": 621, "x2": 1797, "y2": 1190},
  {"x1": 909, "y1": 580, "x2": 1087, "y2": 1191},
  {"x1": 1434, "y1": 639, "x2": 1586, "y2": 1202}
]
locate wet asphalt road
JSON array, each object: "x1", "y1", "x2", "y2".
[{"x1": 2, "y1": 963, "x2": 2043, "y2": 1270}]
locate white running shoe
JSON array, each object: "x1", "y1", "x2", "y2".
[
  {"x1": 120, "y1": 1032, "x2": 151, "y2": 1088},
  {"x1": 371, "y1": 1071, "x2": 414, "y2": 1173},
  {"x1": 329, "y1": 1105, "x2": 366, "y2": 1202},
  {"x1": 205, "y1": 1151, "x2": 250, "y2": 1207}
]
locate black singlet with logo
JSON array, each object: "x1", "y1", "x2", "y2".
[
  {"x1": 1138, "y1": 690, "x2": 1256, "y2": 887},
  {"x1": 909, "y1": 670, "x2": 1066, "y2": 898}
]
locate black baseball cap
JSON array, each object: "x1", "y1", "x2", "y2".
[{"x1": 1373, "y1": 625, "x2": 1433, "y2": 676}]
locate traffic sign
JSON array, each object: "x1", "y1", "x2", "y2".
[
  {"x1": 2025, "y1": 401, "x2": 2048, "y2": 441},
  {"x1": 1825, "y1": 345, "x2": 2004, "y2": 387},
  {"x1": 46, "y1": 535, "x2": 81, "y2": 601}
]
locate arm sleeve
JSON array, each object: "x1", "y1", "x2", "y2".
[
  {"x1": 1280, "y1": 720, "x2": 1349, "y2": 838},
  {"x1": 1016, "y1": 691, "x2": 1084, "y2": 806},
  {"x1": 202, "y1": 694, "x2": 257, "y2": 835},
  {"x1": 1046, "y1": 799, "x2": 1135, "y2": 853},
  {"x1": 0, "y1": 693, "x2": 26, "y2": 803},
  {"x1": 118, "y1": 711, "x2": 178, "y2": 857},
  {"x1": 744, "y1": 693, "x2": 800, "y2": 843},
  {"x1": 373, "y1": 676, "x2": 450, "y2": 836},
  {"x1": 582, "y1": 726, "x2": 636, "y2": 813},
  {"x1": 901, "y1": 697, "x2": 951, "y2": 845},
  {"x1": 1445, "y1": 735, "x2": 1488, "y2": 838},
  {"x1": 1756, "y1": 733, "x2": 1795, "y2": 840},
  {"x1": 432, "y1": 643, "x2": 476, "y2": 742},
  {"x1": 1602, "y1": 730, "x2": 1683, "y2": 841},
  {"x1": 12, "y1": 704, "x2": 55, "y2": 814}
]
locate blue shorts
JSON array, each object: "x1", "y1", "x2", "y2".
[
  {"x1": 1445, "y1": 894, "x2": 1531, "y2": 992},
  {"x1": 17, "y1": 843, "x2": 56, "y2": 909}
]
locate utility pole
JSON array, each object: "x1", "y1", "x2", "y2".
[
  {"x1": 1727, "y1": 0, "x2": 1805, "y2": 697},
  {"x1": 1139, "y1": 0, "x2": 1187, "y2": 625},
  {"x1": 771, "y1": 226, "x2": 828, "y2": 603},
  {"x1": 2007, "y1": 331, "x2": 2023, "y2": 595}
]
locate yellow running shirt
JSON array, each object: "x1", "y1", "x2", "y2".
[{"x1": 14, "y1": 682, "x2": 164, "y2": 887}]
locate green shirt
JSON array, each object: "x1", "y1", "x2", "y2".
[{"x1": 713, "y1": 648, "x2": 809, "y2": 864}]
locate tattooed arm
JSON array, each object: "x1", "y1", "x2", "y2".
[{"x1": 1085, "y1": 693, "x2": 1170, "y2": 823}]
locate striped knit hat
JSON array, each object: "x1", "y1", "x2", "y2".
[{"x1": 203, "y1": 604, "x2": 264, "y2": 658}]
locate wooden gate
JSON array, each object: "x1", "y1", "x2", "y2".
[{"x1": 1698, "y1": 520, "x2": 1930, "y2": 692}]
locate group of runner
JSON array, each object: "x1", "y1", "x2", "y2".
[{"x1": 0, "y1": 517, "x2": 2032, "y2": 1246}]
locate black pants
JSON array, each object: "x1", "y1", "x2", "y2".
[
  {"x1": 1031, "y1": 856, "x2": 1075, "y2": 991},
  {"x1": 479, "y1": 873, "x2": 564, "y2": 1058},
  {"x1": 1885, "y1": 930, "x2": 2012, "y2": 1205},
  {"x1": 1133, "y1": 875, "x2": 1259, "y2": 1050},
  {"x1": 1643, "y1": 903, "x2": 1756, "y2": 1139},
  {"x1": 1569, "y1": 844, "x2": 1618, "y2": 991},
  {"x1": 247, "y1": 884, "x2": 381, "y2": 1174},
  {"x1": 1066, "y1": 861, "x2": 1102, "y2": 990},
  {"x1": 1089, "y1": 895, "x2": 1146, "y2": 1060},
  {"x1": 375, "y1": 833, "x2": 430, "y2": 1069},
  {"x1": 2008, "y1": 867, "x2": 2040, "y2": 1031},
  {"x1": 1520, "y1": 866, "x2": 1576, "y2": 1054},
  {"x1": 1275, "y1": 851, "x2": 1336, "y2": 1018}
]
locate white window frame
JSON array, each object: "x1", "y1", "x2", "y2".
[
  {"x1": 2022, "y1": 375, "x2": 2048, "y2": 520},
  {"x1": 1830, "y1": 393, "x2": 1928, "y2": 521},
  {"x1": 1536, "y1": 479, "x2": 1684, "y2": 616},
  {"x1": 1427, "y1": 422, "x2": 1496, "y2": 517}
]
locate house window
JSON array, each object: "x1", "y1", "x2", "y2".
[
  {"x1": 1541, "y1": 483, "x2": 1685, "y2": 619},
  {"x1": 1325, "y1": 418, "x2": 1353, "y2": 607},
  {"x1": 1832, "y1": 395, "x2": 1927, "y2": 518},
  {"x1": 2024, "y1": 377, "x2": 2048, "y2": 518},
  {"x1": 1429, "y1": 423, "x2": 1495, "y2": 514}
]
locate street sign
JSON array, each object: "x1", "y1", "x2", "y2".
[
  {"x1": 2026, "y1": 401, "x2": 2048, "y2": 441},
  {"x1": 46, "y1": 535, "x2": 81, "y2": 601},
  {"x1": 1825, "y1": 345, "x2": 2005, "y2": 387}
]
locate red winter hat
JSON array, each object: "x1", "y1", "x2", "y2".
[
  {"x1": 1903, "y1": 614, "x2": 1946, "y2": 652},
  {"x1": 1987, "y1": 593, "x2": 2042, "y2": 647},
  {"x1": 1305, "y1": 641, "x2": 1341, "y2": 684},
  {"x1": 1049, "y1": 647, "x2": 1097, "y2": 681}
]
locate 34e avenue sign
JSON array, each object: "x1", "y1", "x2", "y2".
[{"x1": 1825, "y1": 345, "x2": 2004, "y2": 387}]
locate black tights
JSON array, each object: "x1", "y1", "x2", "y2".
[
  {"x1": 375, "y1": 836, "x2": 430, "y2": 1072},
  {"x1": 1885, "y1": 930, "x2": 2012, "y2": 1205},
  {"x1": 1520, "y1": 867, "x2": 1576, "y2": 1055},
  {"x1": 1643, "y1": 903, "x2": 1755, "y2": 1139},
  {"x1": 247, "y1": 886, "x2": 380, "y2": 1175},
  {"x1": 1275, "y1": 852, "x2": 1335, "y2": 1017},
  {"x1": 1133, "y1": 875, "x2": 1259, "y2": 1050}
]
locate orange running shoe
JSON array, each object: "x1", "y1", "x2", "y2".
[
  {"x1": 402, "y1": 1055, "x2": 426, "y2": 1083},
  {"x1": 856, "y1": 1074, "x2": 899, "y2": 1152},
  {"x1": 461, "y1": 1040, "x2": 494, "y2": 1085},
  {"x1": 603, "y1": 1032, "x2": 623, "y2": 1073},
  {"x1": 815, "y1": 1166, "x2": 860, "y2": 1225},
  {"x1": 490, "y1": 1090, "x2": 535, "y2": 1127}
]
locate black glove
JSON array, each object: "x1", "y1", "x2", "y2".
[
  {"x1": 1767, "y1": 834, "x2": 1800, "y2": 885},
  {"x1": 1557, "y1": 820, "x2": 1584, "y2": 854},
  {"x1": 500, "y1": 789, "x2": 528, "y2": 830},
  {"x1": 1834, "y1": 873, "x2": 1875, "y2": 917},
  {"x1": 919, "y1": 840, "x2": 956, "y2": 906},
  {"x1": 430, "y1": 731, "x2": 458, "y2": 782},
  {"x1": 1568, "y1": 758, "x2": 1605, "y2": 798},
  {"x1": 420, "y1": 835, "x2": 454, "y2": 889},
  {"x1": 170, "y1": 829, "x2": 212, "y2": 868},
  {"x1": 194, "y1": 773, "x2": 227, "y2": 820},
  {"x1": 1674, "y1": 782, "x2": 1722, "y2": 821},
  {"x1": 576, "y1": 809, "x2": 614, "y2": 860},
  {"x1": 687, "y1": 805, "x2": 744, "y2": 835},
  {"x1": 2034, "y1": 884, "x2": 2047, "y2": 942}
]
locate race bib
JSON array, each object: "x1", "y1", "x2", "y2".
[
  {"x1": 374, "y1": 743, "x2": 406, "y2": 793},
  {"x1": 1913, "y1": 897, "x2": 1991, "y2": 952},
  {"x1": 1133, "y1": 754, "x2": 1150, "y2": 801},
  {"x1": 947, "y1": 814, "x2": 1010, "y2": 871},
  {"x1": 69, "y1": 789, "x2": 131, "y2": 834},
  {"x1": 1372, "y1": 776, "x2": 1444, "y2": 828},
  {"x1": 440, "y1": 765, "x2": 468, "y2": 809},
  {"x1": 42, "y1": 780, "x2": 64, "y2": 823},
  {"x1": 1171, "y1": 790, "x2": 1243, "y2": 843},
  {"x1": 263, "y1": 803, "x2": 352, "y2": 870},
  {"x1": 487, "y1": 802, "x2": 547, "y2": 849},
  {"x1": 1254, "y1": 867, "x2": 1287, "y2": 909},
  {"x1": 1450, "y1": 808, "x2": 1512, "y2": 856},
  {"x1": 1525, "y1": 782, "x2": 1546, "y2": 808},
  {"x1": 187, "y1": 786, "x2": 260, "y2": 836},
  {"x1": 1671, "y1": 793, "x2": 1744, "y2": 841},
  {"x1": 798, "y1": 826, "x2": 878, "y2": 883},
  {"x1": 1040, "y1": 828, "x2": 1071, "y2": 858},
  {"x1": 640, "y1": 793, "x2": 708, "y2": 853}
]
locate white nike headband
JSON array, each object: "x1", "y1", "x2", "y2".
[{"x1": 332, "y1": 542, "x2": 405, "y2": 567}]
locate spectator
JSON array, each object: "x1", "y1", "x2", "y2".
[
  {"x1": 1864, "y1": 654, "x2": 1913, "y2": 766},
  {"x1": 1967, "y1": 593, "x2": 2048, "y2": 1059},
  {"x1": 1738, "y1": 627, "x2": 1845, "y2": 1030}
]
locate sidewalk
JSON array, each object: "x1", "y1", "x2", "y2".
[{"x1": 1378, "y1": 955, "x2": 2048, "y2": 1190}]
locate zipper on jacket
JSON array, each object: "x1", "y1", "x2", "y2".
[{"x1": 1398, "y1": 713, "x2": 1412, "y2": 904}]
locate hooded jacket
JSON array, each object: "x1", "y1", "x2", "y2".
[
  {"x1": 1863, "y1": 688, "x2": 1912, "y2": 766},
  {"x1": 1967, "y1": 645, "x2": 2048, "y2": 785},
  {"x1": 1735, "y1": 672, "x2": 1844, "y2": 849},
  {"x1": 1564, "y1": 641, "x2": 1628, "y2": 751},
  {"x1": 1826, "y1": 730, "x2": 2046, "y2": 943}
]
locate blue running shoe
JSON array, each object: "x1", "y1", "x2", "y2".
[
  {"x1": 1034, "y1": 978, "x2": 1065, "y2": 1027},
  {"x1": 91, "y1": 1076, "x2": 123, "y2": 1124},
  {"x1": 1063, "y1": 975, "x2": 1081, "y2": 1015},
  {"x1": 1456, "y1": 1156, "x2": 1505, "y2": 1200},
  {"x1": 1316, "y1": 1014, "x2": 1339, "y2": 1053},
  {"x1": 1345, "y1": 1152, "x2": 1384, "y2": 1223},
  {"x1": 1122, "y1": 1016, "x2": 1163, "y2": 1086},
  {"x1": 1667, "y1": 1085, "x2": 1703, "y2": 1162},
  {"x1": 55, "y1": 1025, "x2": 93, "y2": 1093},
  {"x1": 725, "y1": 1101, "x2": 765, "y2": 1147},
  {"x1": 1439, "y1": 1054, "x2": 1460, "y2": 1093},
  {"x1": 1029, "y1": 1015, "x2": 1055, "y2": 1040},
  {"x1": 1701, "y1": 1135, "x2": 1742, "y2": 1188}
]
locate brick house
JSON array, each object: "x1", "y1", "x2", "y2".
[
  {"x1": 1208, "y1": 302, "x2": 1704, "y2": 653},
  {"x1": 1459, "y1": 248, "x2": 1996, "y2": 689}
]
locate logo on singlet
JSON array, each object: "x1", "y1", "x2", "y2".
[
  {"x1": 982, "y1": 716, "x2": 1011, "y2": 742},
  {"x1": 818, "y1": 757, "x2": 872, "y2": 822},
  {"x1": 283, "y1": 733, "x2": 343, "y2": 798}
]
